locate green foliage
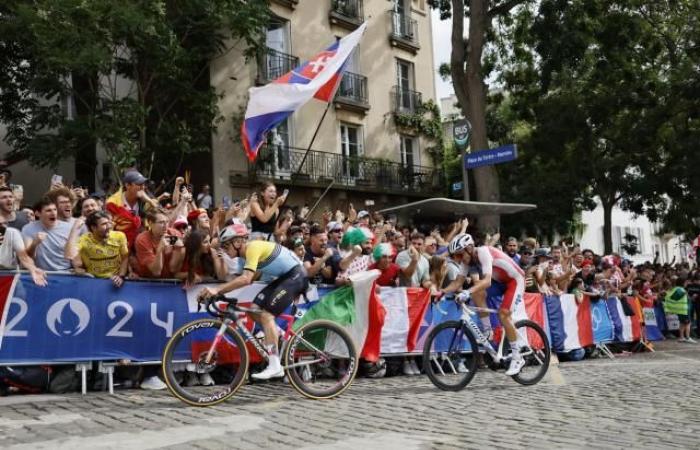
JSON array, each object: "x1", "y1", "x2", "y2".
[
  {"x1": 394, "y1": 99, "x2": 445, "y2": 167},
  {"x1": 621, "y1": 233, "x2": 639, "y2": 256},
  {"x1": 0, "y1": 0, "x2": 269, "y2": 178},
  {"x1": 491, "y1": 0, "x2": 700, "y2": 248}
]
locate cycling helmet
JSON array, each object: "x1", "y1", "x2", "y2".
[
  {"x1": 449, "y1": 233, "x2": 474, "y2": 254},
  {"x1": 219, "y1": 223, "x2": 249, "y2": 244}
]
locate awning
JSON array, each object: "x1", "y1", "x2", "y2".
[{"x1": 378, "y1": 197, "x2": 537, "y2": 222}]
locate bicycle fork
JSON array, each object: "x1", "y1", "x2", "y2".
[{"x1": 204, "y1": 318, "x2": 234, "y2": 365}]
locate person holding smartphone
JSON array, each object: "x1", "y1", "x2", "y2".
[{"x1": 249, "y1": 182, "x2": 287, "y2": 241}]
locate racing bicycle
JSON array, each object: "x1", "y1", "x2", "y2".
[
  {"x1": 162, "y1": 294, "x2": 358, "y2": 406},
  {"x1": 422, "y1": 295, "x2": 551, "y2": 391}
]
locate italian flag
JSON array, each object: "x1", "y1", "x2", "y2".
[
  {"x1": 379, "y1": 287, "x2": 431, "y2": 354},
  {"x1": 293, "y1": 270, "x2": 384, "y2": 361}
]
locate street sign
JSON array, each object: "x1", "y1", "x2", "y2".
[
  {"x1": 464, "y1": 144, "x2": 518, "y2": 169},
  {"x1": 453, "y1": 119, "x2": 471, "y2": 149}
]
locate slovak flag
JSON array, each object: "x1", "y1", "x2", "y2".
[{"x1": 241, "y1": 22, "x2": 368, "y2": 161}]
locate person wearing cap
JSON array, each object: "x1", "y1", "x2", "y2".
[
  {"x1": 106, "y1": 170, "x2": 159, "y2": 247},
  {"x1": 356, "y1": 210, "x2": 370, "y2": 227},
  {"x1": 187, "y1": 208, "x2": 210, "y2": 233},
  {"x1": 369, "y1": 243, "x2": 400, "y2": 287},
  {"x1": 326, "y1": 221, "x2": 344, "y2": 249},
  {"x1": 335, "y1": 227, "x2": 372, "y2": 283}
]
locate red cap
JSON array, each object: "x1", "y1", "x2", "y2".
[{"x1": 187, "y1": 208, "x2": 207, "y2": 224}]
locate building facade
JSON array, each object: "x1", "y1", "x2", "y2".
[{"x1": 211, "y1": 0, "x2": 441, "y2": 214}]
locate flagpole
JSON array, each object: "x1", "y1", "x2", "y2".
[
  {"x1": 303, "y1": 178, "x2": 335, "y2": 219},
  {"x1": 292, "y1": 98, "x2": 333, "y2": 179}
]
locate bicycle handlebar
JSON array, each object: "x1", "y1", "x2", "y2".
[{"x1": 203, "y1": 294, "x2": 238, "y2": 317}]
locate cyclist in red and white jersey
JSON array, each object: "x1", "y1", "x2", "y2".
[{"x1": 449, "y1": 233, "x2": 526, "y2": 376}]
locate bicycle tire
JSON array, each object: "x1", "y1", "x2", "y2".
[
  {"x1": 162, "y1": 318, "x2": 248, "y2": 407},
  {"x1": 283, "y1": 319, "x2": 358, "y2": 399},
  {"x1": 422, "y1": 320, "x2": 479, "y2": 391},
  {"x1": 509, "y1": 319, "x2": 551, "y2": 386}
]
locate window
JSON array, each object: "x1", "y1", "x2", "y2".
[
  {"x1": 400, "y1": 135, "x2": 418, "y2": 168},
  {"x1": 266, "y1": 118, "x2": 292, "y2": 173},
  {"x1": 340, "y1": 123, "x2": 363, "y2": 178},
  {"x1": 266, "y1": 18, "x2": 291, "y2": 53},
  {"x1": 396, "y1": 59, "x2": 416, "y2": 112}
]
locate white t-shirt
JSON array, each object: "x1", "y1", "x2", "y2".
[
  {"x1": 0, "y1": 227, "x2": 26, "y2": 269},
  {"x1": 221, "y1": 254, "x2": 244, "y2": 281}
]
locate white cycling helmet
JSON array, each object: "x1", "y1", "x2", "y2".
[
  {"x1": 219, "y1": 223, "x2": 249, "y2": 244},
  {"x1": 449, "y1": 233, "x2": 474, "y2": 254}
]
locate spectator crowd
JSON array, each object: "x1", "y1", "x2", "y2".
[{"x1": 0, "y1": 166, "x2": 698, "y2": 392}]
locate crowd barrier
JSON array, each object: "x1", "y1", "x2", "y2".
[{"x1": 0, "y1": 272, "x2": 674, "y2": 393}]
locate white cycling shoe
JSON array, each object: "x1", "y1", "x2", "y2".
[
  {"x1": 505, "y1": 356, "x2": 525, "y2": 376},
  {"x1": 252, "y1": 363, "x2": 285, "y2": 380}
]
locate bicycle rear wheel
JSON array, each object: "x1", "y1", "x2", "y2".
[
  {"x1": 162, "y1": 319, "x2": 248, "y2": 407},
  {"x1": 283, "y1": 319, "x2": 358, "y2": 399},
  {"x1": 422, "y1": 320, "x2": 479, "y2": 391},
  {"x1": 508, "y1": 319, "x2": 551, "y2": 386}
]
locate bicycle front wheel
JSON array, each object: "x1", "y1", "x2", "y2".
[
  {"x1": 162, "y1": 319, "x2": 248, "y2": 407},
  {"x1": 283, "y1": 320, "x2": 358, "y2": 399},
  {"x1": 508, "y1": 319, "x2": 551, "y2": 386},
  {"x1": 422, "y1": 320, "x2": 479, "y2": 391}
]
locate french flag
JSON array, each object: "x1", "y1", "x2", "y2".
[
  {"x1": 545, "y1": 294, "x2": 594, "y2": 352},
  {"x1": 241, "y1": 22, "x2": 368, "y2": 161},
  {"x1": 606, "y1": 297, "x2": 642, "y2": 342}
]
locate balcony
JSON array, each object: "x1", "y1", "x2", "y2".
[
  {"x1": 257, "y1": 48, "x2": 300, "y2": 85},
  {"x1": 334, "y1": 72, "x2": 369, "y2": 113},
  {"x1": 392, "y1": 85, "x2": 422, "y2": 115},
  {"x1": 329, "y1": 0, "x2": 364, "y2": 30},
  {"x1": 271, "y1": 0, "x2": 298, "y2": 9},
  {"x1": 389, "y1": 11, "x2": 420, "y2": 53},
  {"x1": 230, "y1": 145, "x2": 444, "y2": 198}
]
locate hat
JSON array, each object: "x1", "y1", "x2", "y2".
[
  {"x1": 341, "y1": 227, "x2": 372, "y2": 246},
  {"x1": 519, "y1": 245, "x2": 533, "y2": 255},
  {"x1": 187, "y1": 208, "x2": 207, "y2": 224},
  {"x1": 534, "y1": 248, "x2": 551, "y2": 259},
  {"x1": 326, "y1": 221, "x2": 343, "y2": 232},
  {"x1": 173, "y1": 216, "x2": 187, "y2": 228},
  {"x1": 372, "y1": 243, "x2": 394, "y2": 261},
  {"x1": 357, "y1": 210, "x2": 370, "y2": 220},
  {"x1": 122, "y1": 170, "x2": 147, "y2": 185}
]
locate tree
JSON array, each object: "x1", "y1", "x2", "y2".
[
  {"x1": 429, "y1": 0, "x2": 532, "y2": 232},
  {"x1": 497, "y1": 0, "x2": 675, "y2": 253},
  {"x1": 0, "y1": 0, "x2": 269, "y2": 186}
]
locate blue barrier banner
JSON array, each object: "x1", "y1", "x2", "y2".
[
  {"x1": 0, "y1": 274, "x2": 206, "y2": 363},
  {"x1": 642, "y1": 307, "x2": 664, "y2": 341},
  {"x1": 590, "y1": 299, "x2": 615, "y2": 343}
]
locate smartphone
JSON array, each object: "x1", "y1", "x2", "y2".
[
  {"x1": 282, "y1": 189, "x2": 289, "y2": 197},
  {"x1": 51, "y1": 174, "x2": 63, "y2": 185},
  {"x1": 222, "y1": 195, "x2": 231, "y2": 209}
]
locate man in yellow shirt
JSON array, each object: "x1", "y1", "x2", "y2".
[{"x1": 72, "y1": 211, "x2": 129, "y2": 287}]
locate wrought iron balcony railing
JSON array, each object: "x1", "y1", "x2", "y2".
[
  {"x1": 257, "y1": 47, "x2": 300, "y2": 84},
  {"x1": 330, "y1": 0, "x2": 364, "y2": 29},
  {"x1": 389, "y1": 11, "x2": 420, "y2": 51},
  {"x1": 392, "y1": 85, "x2": 422, "y2": 114},
  {"x1": 335, "y1": 71, "x2": 369, "y2": 111},
  {"x1": 230, "y1": 145, "x2": 444, "y2": 197}
]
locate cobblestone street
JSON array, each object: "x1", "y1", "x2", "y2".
[{"x1": 1, "y1": 340, "x2": 699, "y2": 449}]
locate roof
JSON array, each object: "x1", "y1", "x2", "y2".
[{"x1": 378, "y1": 197, "x2": 537, "y2": 221}]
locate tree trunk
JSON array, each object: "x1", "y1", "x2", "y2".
[
  {"x1": 71, "y1": 72, "x2": 98, "y2": 192},
  {"x1": 602, "y1": 198, "x2": 614, "y2": 255},
  {"x1": 450, "y1": 0, "x2": 500, "y2": 233}
]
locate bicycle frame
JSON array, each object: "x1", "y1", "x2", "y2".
[
  {"x1": 204, "y1": 305, "x2": 331, "y2": 371},
  {"x1": 458, "y1": 303, "x2": 511, "y2": 364}
]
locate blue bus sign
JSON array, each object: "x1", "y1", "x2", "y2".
[{"x1": 465, "y1": 144, "x2": 518, "y2": 169}]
